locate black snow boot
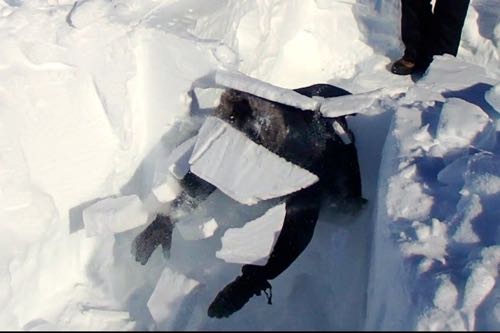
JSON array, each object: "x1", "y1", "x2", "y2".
[
  {"x1": 131, "y1": 214, "x2": 173, "y2": 265},
  {"x1": 391, "y1": 57, "x2": 417, "y2": 75},
  {"x1": 207, "y1": 274, "x2": 273, "y2": 318}
]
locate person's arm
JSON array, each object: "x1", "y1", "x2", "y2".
[{"x1": 131, "y1": 172, "x2": 216, "y2": 265}]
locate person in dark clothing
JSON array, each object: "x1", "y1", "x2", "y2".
[
  {"x1": 391, "y1": 0, "x2": 470, "y2": 75},
  {"x1": 132, "y1": 84, "x2": 366, "y2": 319}
]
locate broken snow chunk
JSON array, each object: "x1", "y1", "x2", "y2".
[
  {"x1": 196, "y1": 70, "x2": 320, "y2": 111},
  {"x1": 216, "y1": 203, "x2": 286, "y2": 265},
  {"x1": 401, "y1": 85, "x2": 446, "y2": 104},
  {"x1": 433, "y1": 275, "x2": 459, "y2": 312},
  {"x1": 147, "y1": 267, "x2": 199, "y2": 327},
  {"x1": 465, "y1": 153, "x2": 500, "y2": 197},
  {"x1": 461, "y1": 246, "x2": 500, "y2": 329},
  {"x1": 413, "y1": 124, "x2": 432, "y2": 143},
  {"x1": 437, "y1": 155, "x2": 469, "y2": 186},
  {"x1": 462, "y1": 265, "x2": 496, "y2": 315},
  {"x1": 332, "y1": 121, "x2": 352, "y2": 144},
  {"x1": 485, "y1": 83, "x2": 500, "y2": 114},
  {"x1": 82, "y1": 195, "x2": 148, "y2": 237},
  {"x1": 189, "y1": 117, "x2": 319, "y2": 205},
  {"x1": 451, "y1": 194, "x2": 482, "y2": 244},
  {"x1": 436, "y1": 98, "x2": 495, "y2": 154},
  {"x1": 386, "y1": 179, "x2": 434, "y2": 221},
  {"x1": 151, "y1": 136, "x2": 196, "y2": 203},
  {"x1": 214, "y1": 70, "x2": 320, "y2": 111},
  {"x1": 176, "y1": 216, "x2": 218, "y2": 241},
  {"x1": 320, "y1": 88, "x2": 385, "y2": 117},
  {"x1": 153, "y1": 136, "x2": 196, "y2": 185},
  {"x1": 167, "y1": 136, "x2": 197, "y2": 180},
  {"x1": 212, "y1": 44, "x2": 238, "y2": 68},
  {"x1": 419, "y1": 55, "x2": 497, "y2": 92},
  {"x1": 400, "y1": 219, "x2": 448, "y2": 264},
  {"x1": 152, "y1": 174, "x2": 183, "y2": 203}
]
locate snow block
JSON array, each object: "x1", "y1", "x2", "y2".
[
  {"x1": 437, "y1": 155, "x2": 469, "y2": 187},
  {"x1": 167, "y1": 136, "x2": 197, "y2": 180},
  {"x1": 436, "y1": 98, "x2": 496, "y2": 155},
  {"x1": 151, "y1": 136, "x2": 196, "y2": 203},
  {"x1": 485, "y1": 83, "x2": 500, "y2": 114},
  {"x1": 213, "y1": 70, "x2": 320, "y2": 111},
  {"x1": 419, "y1": 55, "x2": 498, "y2": 93},
  {"x1": 176, "y1": 215, "x2": 219, "y2": 241},
  {"x1": 464, "y1": 152, "x2": 500, "y2": 197},
  {"x1": 147, "y1": 267, "x2": 199, "y2": 328},
  {"x1": 82, "y1": 195, "x2": 149, "y2": 237},
  {"x1": 320, "y1": 88, "x2": 385, "y2": 117},
  {"x1": 216, "y1": 203, "x2": 286, "y2": 265},
  {"x1": 152, "y1": 174, "x2": 183, "y2": 204},
  {"x1": 189, "y1": 116, "x2": 319, "y2": 205}
]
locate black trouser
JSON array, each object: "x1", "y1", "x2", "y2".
[
  {"x1": 401, "y1": 0, "x2": 470, "y2": 63},
  {"x1": 242, "y1": 183, "x2": 322, "y2": 280},
  {"x1": 177, "y1": 173, "x2": 322, "y2": 281}
]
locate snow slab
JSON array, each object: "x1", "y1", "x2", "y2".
[
  {"x1": 82, "y1": 195, "x2": 149, "y2": 236},
  {"x1": 418, "y1": 55, "x2": 498, "y2": 93},
  {"x1": 485, "y1": 83, "x2": 500, "y2": 114},
  {"x1": 189, "y1": 116, "x2": 319, "y2": 205},
  {"x1": 151, "y1": 136, "x2": 196, "y2": 203},
  {"x1": 147, "y1": 267, "x2": 200, "y2": 329},
  {"x1": 197, "y1": 71, "x2": 397, "y2": 118},
  {"x1": 0, "y1": 0, "x2": 499, "y2": 331},
  {"x1": 437, "y1": 155, "x2": 469, "y2": 187},
  {"x1": 216, "y1": 203, "x2": 286, "y2": 265},
  {"x1": 319, "y1": 88, "x2": 388, "y2": 117},
  {"x1": 194, "y1": 70, "x2": 321, "y2": 111},
  {"x1": 435, "y1": 97, "x2": 496, "y2": 157}
]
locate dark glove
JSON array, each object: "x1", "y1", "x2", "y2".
[{"x1": 131, "y1": 215, "x2": 173, "y2": 265}]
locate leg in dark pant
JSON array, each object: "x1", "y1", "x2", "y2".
[
  {"x1": 401, "y1": 0, "x2": 433, "y2": 63},
  {"x1": 394, "y1": 0, "x2": 470, "y2": 75},
  {"x1": 241, "y1": 183, "x2": 322, "y2": 280},
  {"x1": 207, "y1": 184, "x2": 322, "y2": 318},
  {"x1": 432, "y1": 0, "x2": 470, "y2": 57}
]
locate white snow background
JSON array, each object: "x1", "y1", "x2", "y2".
[{"x1": 0, "y1": 0, "x2": 499, "y2": 330}]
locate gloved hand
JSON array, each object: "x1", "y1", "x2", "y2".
[{"x1": 131, "y1": 215, "x2": 173, "y2": 265}]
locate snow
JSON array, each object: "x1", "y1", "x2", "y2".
[
  {"x1": 195, "y1": 70, "x2": 321, "y2": 111},
  {"x1": 189, "y1": 116, "x2": 319, "y2": 205},
  {"x1": 435, "y1": 97, "x2": 496, "y2": 158},
  {"x1": 320, "y1": 88, "x2": 392, "y2": 117},
  {"x1": 216, "y1": 203, "x2": 286, "y2": 265},
  {"x1": 0, "y1": 0, "x2": 498, "y2": 331},
  {"x1": 486, "y1": 83, "x2": 500, "y2": 114},
  {"x1": 366, "y1": 58, "x2": 500, "y2": 330},
  {"x1": 151, "y1": 136, "x2": 195, "y2": 203},
  {"x1": 147, "y1": 267, "x2": 200, "y2": 330},
  {"x1": 82, "y1": 195, "x2": 149, "y2": 236}
]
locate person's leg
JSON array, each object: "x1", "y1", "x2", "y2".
[
  {"x1": 392, "y1": 0, "x2": 433, "y2": 75},
  {"x1": 243, "y1": 184, "x2": 321, "y2": 280},
  {"x1": 401, "y1": 0, "x2": 433, "y2": 62},
  {"x1": 432, "y1": 0, "x2": 470, "y2": 57},
  {"x1": 207, "y1": 184, "x2": 321, "y2": 318},
  {"x1": 132, "y1": 172, "x2": 216, "y2": 265}
]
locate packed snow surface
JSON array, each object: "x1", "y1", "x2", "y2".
[{"x1": 0, "y1": 0, "x2": 498, "y2": 331}]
